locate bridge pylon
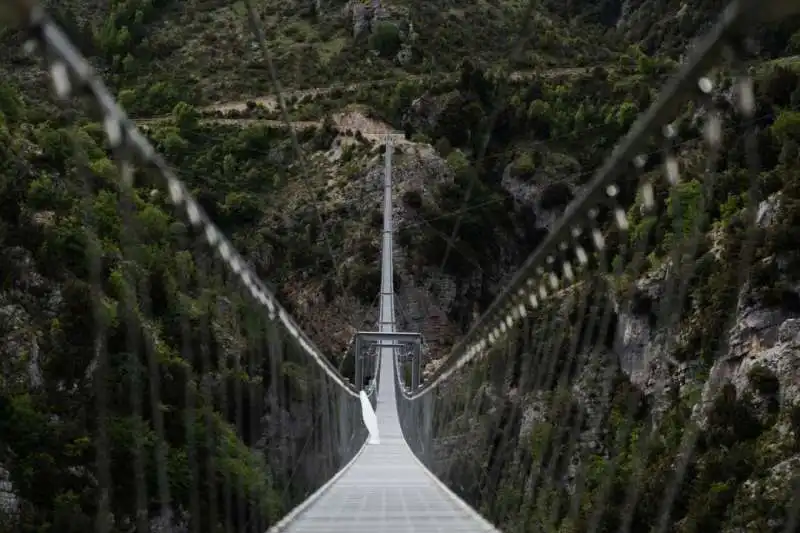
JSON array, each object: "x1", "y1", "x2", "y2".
[{"x1": 354, "y1": 330, "x2": 422, "y2": 391}]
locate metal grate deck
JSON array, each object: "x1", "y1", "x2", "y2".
[{"x1": 278, "y1": 343, "x2": 497, "y2": 533}]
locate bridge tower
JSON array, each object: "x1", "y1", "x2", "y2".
[{"x1": 354, "y1": 330, "x2": 421, "y2": 390}]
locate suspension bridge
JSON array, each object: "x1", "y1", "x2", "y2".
[{"x1": 1, "y1": 0, "x2": 800, "y2": 532}]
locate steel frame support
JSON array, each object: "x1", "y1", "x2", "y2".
[{"x1": 354, "y1": 331, "x2": 422, "y2": 390}]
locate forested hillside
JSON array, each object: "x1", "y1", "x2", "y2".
[{"x1": 1, "y1": 0, "x2": 800, "y2": 531}]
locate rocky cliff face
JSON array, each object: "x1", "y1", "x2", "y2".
[{"x1": 426, "y1": 182, "x2": 800, "y2": 531}]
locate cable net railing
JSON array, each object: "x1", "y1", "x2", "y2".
[
  {"x1": 397, "y1": 2, "x2": 800, "y2": 532},
  {"x1": 0, "y1": 4, "x2": 373, "y2": 533}
]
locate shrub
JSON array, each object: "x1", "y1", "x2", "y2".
[
  {"x1": 369, "y1": 22, "x2": 402, "y2": 58},
  {"x1": 435, "y1": 137, "x2": 452, "y2": 157},
  {"x1": 410, "y1": 132, "x2": 431, "y2": 144},
  {"x1": 369, "y1": 210, "x2": 382, "y2": 228},
  {"x1": 790, "y1": 404, "x2": 800, "y2": 447},
  {"x1": 402, "y1": 190, "x2": 423, "y2": 209},
  {"x1": 539, "y1": 182, "x2": 573, "y2": 210},
  {"x1": 348, "y1": 263, "x2": 380, "y2": 303},
  {"x1": 512, "y1": 153, "x2": 536, "y2": 180},
  {"x1": 748, "y1": 364, "x2": 780, "y2": 395},
  {"x1": 446, "y1": 149, "x2": 470, "y2": 175}
]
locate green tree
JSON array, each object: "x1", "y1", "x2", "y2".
[
  {"x1": 0, "y1": 82, "x2": 23, "y2": 123},
  {"x1": 446, "y1": 149, "x2": 470, "y2": 175},
  {"x1": 772, "y1": 110, "x2": 800, "y2": 143},
  {"x1": 369, "y1": 22, "x2": 402, "y2": 58},
  {"x1": 172, "y1": 101, "x2": 199, "y2": 133}
]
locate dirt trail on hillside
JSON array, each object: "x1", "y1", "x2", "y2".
[
  {"x1": 134, "y1": 64, "x2": 607, "y2": 140},
  {"x1": 136, "y1": 110, "x2": 409, "y2": 143},
  {"x1": 196, "y1": 65, "x2": 605, "y2": 115},
  {"x1": 203, "y1": 77, "x2": 417, "y2": 115},
  {"x1": 135, "y1": 117, "x2": 320, "y2": 129}
]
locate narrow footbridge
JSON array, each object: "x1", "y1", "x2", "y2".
[{"x1": 271, "y1": 138, "x2": 498, "y2": 532}]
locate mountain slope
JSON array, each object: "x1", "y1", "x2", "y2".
[{"x1": 1, "y1": 0, "x2": 800, "y2": 532}]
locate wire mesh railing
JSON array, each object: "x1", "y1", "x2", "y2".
[
  {"x1": 0, "y1": 4, "x2": 374, "y2": 532},
  {"x1": 397, "y1": 1, "x2": 800, "y2": 531}
]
